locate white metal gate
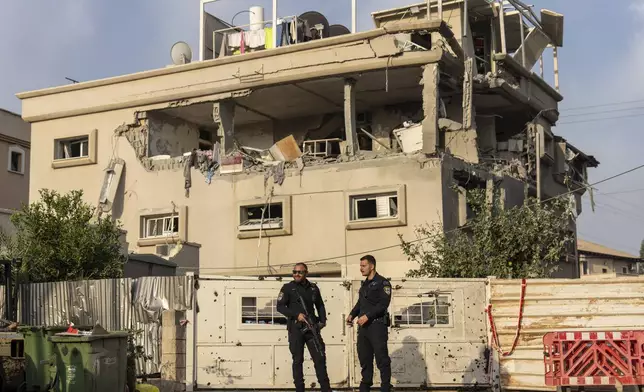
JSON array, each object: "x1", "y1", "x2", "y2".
[
  {"x1": 348, "y1": 279, "x2": 489, "y2": 388},
  {"x1": 186, "y1": 276, "x2": 488, "y2": 390}
]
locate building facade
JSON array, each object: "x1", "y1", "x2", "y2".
[
  {"x1": 18, "y1": 1, "x2": 597, "y2": 278},
  {"x1": 578, "y1": 239, "x2": 641, "y2": 277},
  {"x1": 0, "y1": 108, "x2": 30, "y2": 235}
]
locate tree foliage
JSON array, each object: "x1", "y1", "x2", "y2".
[
  {"x1": 400, "y1": 188, "x2": 576, "y2": 279},
  {"x1": 0, "y1": 189, "x2": 125, "y2": 283}
]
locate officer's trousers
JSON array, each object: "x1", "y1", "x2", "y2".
[
  {"x1": 288, "y1": 326, "x2": 331, "y2": 392},
  {"x1": 357, "y1": 321, "x2": 391, "y2": 392}
]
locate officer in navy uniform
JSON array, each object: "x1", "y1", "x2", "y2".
[
  {"x1": 346, "y1": 255, "x2": 392, "y2": 392},
  {"x1": 276, "y1": 262, "x2": 331, "y2": 392}
]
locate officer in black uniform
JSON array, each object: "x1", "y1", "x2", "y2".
[
  {"x1": 276, "y1": 262, "x2": 331, "y2": 392},
  {"x1": 346, "y1": 255, "x2": 392, "y2": 392}
]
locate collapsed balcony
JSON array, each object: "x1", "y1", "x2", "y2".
[{"x1": 139, "y1": 66, "x2": 442, "y2": 179}]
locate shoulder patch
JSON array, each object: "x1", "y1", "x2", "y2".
[
  {"x1": 277, "y1": 291, "x2": 284, "y2": 301},
  {"x1": 383, "y1": 286, "x2": 391, "y2": 296}
]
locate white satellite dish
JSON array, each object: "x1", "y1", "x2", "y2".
[{"x1": 171, "y1": 41, "x2": 193, "y2": 65}]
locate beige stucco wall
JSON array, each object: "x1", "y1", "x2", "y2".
[{"x1": 28, "y1": 108, "x2": 445, "y2": 279}]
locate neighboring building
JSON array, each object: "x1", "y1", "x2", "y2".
[
  {"x1": 578, "y1": 239, "x2": 640, "y2": 277},
  {"x1": 0, "y1": 108, "x2": 30, "y2": 235},
  {"x1": 17, "y1": 1, "x2": 597, "y2": 279}
]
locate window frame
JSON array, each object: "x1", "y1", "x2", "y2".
[
  {"x1": 7, "y1": 145, "x2": 25, "y2": 175},
  {"x1": 137, "y1": 206, "x2": 188, "y2": 247},
  {"x1": 345, "y1": 185, "x2": 406, "y2": 230},
  {"x1": 237, "y1": 196, "x2": 292, "y2": 239},
  {"x1": 52, "y1": 129, "x2": 97, "y2": 169},
  {"x1": 239, "y1": 295, "x2": 288, "y2": 329},
  {"x1": 392, "y1": 293, "x2": 453, "y2": 328}
]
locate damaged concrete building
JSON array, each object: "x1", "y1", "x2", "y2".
[{"x1": 17, "y1": 0, "x2": 597, "y2": 278}]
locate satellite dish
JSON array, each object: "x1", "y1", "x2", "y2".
[
  {"x1": 297, "y1": 11, "x2": 331, "y2": 41},
  {"x1": 171, "y1": 41, "x2": 193, "y2": 65},
  {"x1": 329, "y1": 24, "x2": 351, "y2": 37}
]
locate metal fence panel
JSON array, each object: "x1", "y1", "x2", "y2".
[
  {"x1": 14, "y1": 276, "x2": 193, "y2": 375},
  {"x1": 489, "y1": 276, "x2": 644, "y2": 391}
]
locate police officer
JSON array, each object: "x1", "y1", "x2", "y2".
[
  {"x1": 276, "y1": 262, "x2": 331, "y2": 392},
  {"x1": 346, "y1": 255, "x2": 392, "y2": 392}
]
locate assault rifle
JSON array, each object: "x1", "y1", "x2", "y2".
[{"x1": 292, "y1": 289, "x2": 325, "y2": 358}]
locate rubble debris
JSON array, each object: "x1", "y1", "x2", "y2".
[
  {"x1": 393, "y1": 123, "x2": 422, "y2": 153},
  {"x1": 264, "y1": 161, "x2": 286, "y2": 186},
  {"x1": 184, "y1": 150, "x2": 197, "y2": 196},
  {"x1": 359, "y1": 128, "x2": 391, "y2": 151},
  {"x1": 98, "y1": 158, "x2": 126, "y2": 216},
  {"x1": 269, "y1": 135, "x2": 303, "y2": 162},
  {"x1": 220, "y1": 153, "x2": 244, "y2": 174},
  {"x1": 438, "y1": 118, "x2": 462, "y2": 131}
]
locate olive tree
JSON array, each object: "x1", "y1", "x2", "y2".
[
  {"x1": 400, "y1": 188, "x2": 576, "y2": 279},
  {"x1": 1, "y1": 189, "x2": 125, "y2": 283}
]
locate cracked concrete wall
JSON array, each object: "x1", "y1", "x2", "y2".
[
  {"x1": 236, "y1": 122, "x2": 275, "y2": 150},
  {"x1": 148, "y1": 112, "x2": 199, "y2": 157}
]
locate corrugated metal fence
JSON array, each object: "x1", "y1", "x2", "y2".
[
  {"x1": 489, "y1": 276, "x2": 644, "y2": 391},
  {"x1": 11, "y1": 276, "x2": 193, "y2": 375}
]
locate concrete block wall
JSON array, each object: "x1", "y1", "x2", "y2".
[{"x1": 160, "y1": 310, "x2": 187, "y2": 392}]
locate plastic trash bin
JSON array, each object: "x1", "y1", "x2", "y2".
[
  {"x1": 49, "y1": 332, "x2": 128, "y2": 392},
  {"x1": 19, "y1": 325, "x2": 92, "y2": 392}
]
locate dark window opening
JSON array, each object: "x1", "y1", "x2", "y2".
[{"x1": 10, "y1": 151, "x2": 21, "y2": 172}]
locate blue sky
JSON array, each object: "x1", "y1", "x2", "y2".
[{"x1": 1, "y1": 0, "x2": 642, "y2": 255}]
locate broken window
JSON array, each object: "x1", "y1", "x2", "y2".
[
  {"x1": 8, "y1": 147, "x2": 24, "y2": 174},
  {"x1": 241, "y1": 296, "x2": 287, "y2": 325},
  {"x1": 239, "y1": 202, "x2": 284, "y2": 231},
  {"x1": 392, "y1": 295, "x2": 451, "y2": 327},
  {"x1": 141, "y1": 214, "x2": 180, "y2": 239},
  {"x1": 350, "y1": 193, "x2": 398, "y2": 221},
  {"x1": 56, "y1": 137, "x2": 89, "y2": 160}
]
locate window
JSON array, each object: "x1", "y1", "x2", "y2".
[
  {"x1": 56, "y1": 137, "x2": 89, "y2": 159},
  {"x1": 582, "y1": 261, "x2": 589, "y2": 275},
  {"x1": 237, "y1": 196, "x2": 292, "y2": 239},
  {"x1": 52, "y1": 130, "x2": 97, "y2": 169},
  {"x1": 7, "y1": 146, "x2": 25, "y2": 174},
  {"x1": 142, "y1": 214, "x2": 179, "y2": 239},
  {"x1": 602, "y1": 268, "x2": 608, "y2": 274},
  {"x1": 239, "y1": 203, "x2": 283, "y2": 231},
  {"x1": 350, "y1": 193, "x2": 398, "y2": 221},
  {"x1": 393, "y1": 295, "x2": 451, "y2": 327},
  {"x1": 622, "y1": 267, "x2": 628, "y2": 274},
  {"x1": 241, "y1": 297, "x2": 287, "y2": 325},
  {"x1": 345, "y1": 185, "x2": 407, "y2": 230},
  {"x1": 137, "y1": 206, "x2": 187, "y2": 246}
]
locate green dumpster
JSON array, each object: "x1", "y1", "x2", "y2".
[
  {"x1": 19, "y1": 326, "x2": 92, "y2": 392},
  {"x1": 49, "y1": 332, "x2": 128, "y2": 392}
]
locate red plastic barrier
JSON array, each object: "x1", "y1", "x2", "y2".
[{"x1": 543, "y1": 331, "x2": 644, "y2": 386}]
